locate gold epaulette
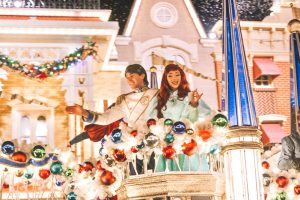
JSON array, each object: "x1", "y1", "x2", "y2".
[{"x1": 116, "y1": 92, "x2": 134, "y2": 105}]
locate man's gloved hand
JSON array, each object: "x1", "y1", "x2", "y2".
[{"x1": 84, "y1": 124, "x2": 107, "y2": 142}]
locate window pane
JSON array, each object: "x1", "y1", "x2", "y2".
[
  {"x1": 36, "y1": 115, "x2": 48, "y2": 144},
  {"x1": 21, "y1": 116, "x2": 31, "y2": 143}
]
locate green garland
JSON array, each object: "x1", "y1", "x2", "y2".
[{"x1": 0, "y1": 42, "x2": 98, "y2": 79}]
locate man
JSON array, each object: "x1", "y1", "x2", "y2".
[
  {"x1": 66, "y1": 64, "x2": 158, "y2": 136},
  {"x1": 66, "y1": 64, "x2": 158, "y2": 174},
  {"x1": 278, "y1": 131, "x2": 300, "y2": 171}
]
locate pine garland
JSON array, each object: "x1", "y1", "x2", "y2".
[{"x1": 0, "y1": 42, "x2": 98, "y2": 79}]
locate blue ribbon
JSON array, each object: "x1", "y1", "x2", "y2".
[{"x1": 0, "y1": 154, "x2": 55, "y2": 168}]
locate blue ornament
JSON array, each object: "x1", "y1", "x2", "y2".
[
  {"x1": 67, "y1": 192, "x2": 77, "y2": 200},
  {"x1": 110, "y1": 129, "x2": 122, "y2": 143},
  {"x1": 50, "y1": 161, "x2": 63, "y2": 175},
  {"x1": 172, "y1": 121, "x2": 186, "y2": 134},
  {"x1": 101, "y1": 138, "x2": 106, "y2": 145},
  {"x1": 56, "y1": 180, "x2": 65, "y2": 186},
  {"x1": 136, "y1": 142, "x2": 145, "y2": 149},
  {"x1": 1, "y1": 141, "x2": 15, "y2": 155},
  {"x1": 209, "y1": 144, "x2": 220, "y2": 155}
]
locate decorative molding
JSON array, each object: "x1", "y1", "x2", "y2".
[
  {"x1": 257, "y1": 114, "x2": 288, "y2": 124},
  {"x1": 150, "y1": 2, "x2": 178, "y2": 29},
  {"x1": 115, "y1": 36, "x2": 132, "y2": 46},
  {"x1": 0, "y1": 8, "x2": 111, "y2": 21},
  {"x1": 124, "y1": 0, "x2": 142, "y2": 36},
  {"x1": 134, "y1": 35, "x2": 198, "y2": 62},
  {"x1": 184, "y1": 0, "x2": 207, "y2": 39}
]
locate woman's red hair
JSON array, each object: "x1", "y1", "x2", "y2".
[{"x1": 156, "y1": 64, "x2": 191, "y2": 118}]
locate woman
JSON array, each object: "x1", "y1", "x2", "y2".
[{"x1": 148, "y1": 64, "x2": 211, "y2": 172}]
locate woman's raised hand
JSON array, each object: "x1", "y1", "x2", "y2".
[{"x1": 190, "y1": 89, "x2": 203, "y2": 107}]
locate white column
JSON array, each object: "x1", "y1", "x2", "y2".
[
  {"x1": 48, "y1": 109, "x2": 55, "y2": 148},
  {"x1": 223, "y1": 128, "x2": 264, "y2": 200}
]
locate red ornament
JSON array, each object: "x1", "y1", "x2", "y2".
[
  {"x1": 82, "y1": 161, "x2": 94, "y2": 172},
  {"x1": 295, "y1": 185, "x2": 300, "y2": 195},
  {"x1": 112, "y1": 149, "x2": 127, "y2": 162},
  {"x1": 39, "y1": 169, "x2": 51, "y2": 180},
  {"x1": 37, "y1": 72, "x2": 47, "y2": 79},
  {"x1": 181, "y1": 139, "x2": 198, "y2": 156},
  {"x1": 96, "y1": 160, "x2": 104, "y2": 171},
  {"x1": 198, "y1": 129, "x2": 212, "y2": 142},
  {"x1": 276, "y1": 176, "x2": 289, "y2": 188},
  {"x1": 130, "y1": 130, "x2": 138, "y2": 137},
  {"x1": 147, "y1": 119, "x2": 156, "y2": 127},
  {"x1": 100, "y1": 170, "x2": 116, "y2": 186},
  {"x1": 11, "y1": 151, "x2": 27, "y2": 162},
  {"x1": 131, "y1": 146, "x2": 138, "y2": 153},
  {"x1": 2, "y1": 183, "x2": 9, "y2": 189},
  {"x1": 162, "y1": 145, "x2": 176, "y2": 159},
  {"x1": 78, "y1": 164, "x2": 84, "y2": 173},
  {"x1": 262, "y1": 161, "x2": 270, "y2": 169}
]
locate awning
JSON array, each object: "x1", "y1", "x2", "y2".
[
  {"x1": 253, "y1": 58, "x2": 281, "y2": 79},
  {"x1": 260, "y1": 124, "x2": 286, "y2": 145}
]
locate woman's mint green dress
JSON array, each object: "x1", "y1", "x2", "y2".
[{"x1": 147, "y1": 91, "x2": 211, "y2": 172}]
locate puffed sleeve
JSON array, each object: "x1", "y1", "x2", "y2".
[{"x1": 278, "y1": 136, "x2": 300, "y2": 170}]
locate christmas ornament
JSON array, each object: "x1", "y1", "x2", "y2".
[
  {"x1": 96, "y1": 160, "x2": 104, "y2": 171},
  {"x1": 172, "y1": 121, "x2": 186, "y2": 134},
  {"x1": 130, "y1": 130, "x2": 138, "y2": 137},
  {"x1": 276, "y1": 176, "x2": 288, "y2": 188},
  {"x1": 181, "y1": 139, "x2": 197, "y2": 156},
  {"x1": 136, "y1": 142, "x2": 145, "y2": 149},
  {"x1": 100, "y1": 170, "x2": 116, "y2": 186},
  {"x1": 39, "y1": 169, "x2": 51, "y2": 179},
  {"x1": 295, "y1": 185, "x2": 300, "y2": 195},
  {"x1": 144, "y1": 133, "x2": 159, "y2": 148},
  {"x1": 147, "y1": 118, "x2": 156, "y2": 127},
  {"x1": 82, "y1": 161, "x2": 94, "y2": 172},
  {"x1": 164, "y1": 133, "x2": 175, "y2": 144},
  {"x1": 50, "y1": 161, "x2": 63, "y2": 175},
  {"x1": 24, "y1": 171, "x2": 34, "y2": 179},
  {"x1": 67, "y1": 192, "x2": 77, "y2": 200},
  {"x1": 263, "y1": 173, "x2": 272, "y2": 187},
  {"x1": 209, "y1": 144, "x2": 220, "y2": 154},
  {"x1": 15, "y1": 170, "x2": 24, "y2": 177},
  {"x1": 262, "y1": 161, "x2": 270, "y2": 169},
  {"x1": 186, "y1": 128, "x2": 194, "y2": 135},
  {"x1": 11, "y1": 151, "x2": 27, "y2": 162},
  {"x1": 164, "y1": 118, "x2": 173, "y2": 126},
  {"x1": 198, "y1": 129, "x2": 212, "y2": 141},
  {"x1": 31, "y1": 145, "x2": 46, "y2": 159},
  {"x1": 112, "y1": 149, "x2": 127, "y2": 162},
  {"x1": 1, "y1": 141, "x2": 14, "y2": 155},
  {"x1": 64, "y1": 168, "x2": 74, "y2": 177},
  {"x1": 104, "y1": 155, "x2": 115, "y2": 167},
  {"x1": 162, "y1": 145, "x2": 176, "y2": 159},
  {"x1": 131, "y1": 146, "x2": 138, "y2": 153},
  {"x1": 211, "y1": 113, "x2": 228, "y2": 128},
  {"x1": 110, "y1": 129, "x2": 122, "y2": 143}
]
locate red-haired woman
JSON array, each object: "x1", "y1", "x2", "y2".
[
  {"x1": 147, "y1": 64, "x2": 211, "y2": 172},
  {"x1": 148, "y1": 64, "x2": 211, "y2": 122}
]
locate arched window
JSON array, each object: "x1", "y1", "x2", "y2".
[
  {"x1": 20, "y1": 115, "x2": 31, "y2": 143},
  {"x1": 36, "y1": 115, "x2": 48, "y2": 144}
]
